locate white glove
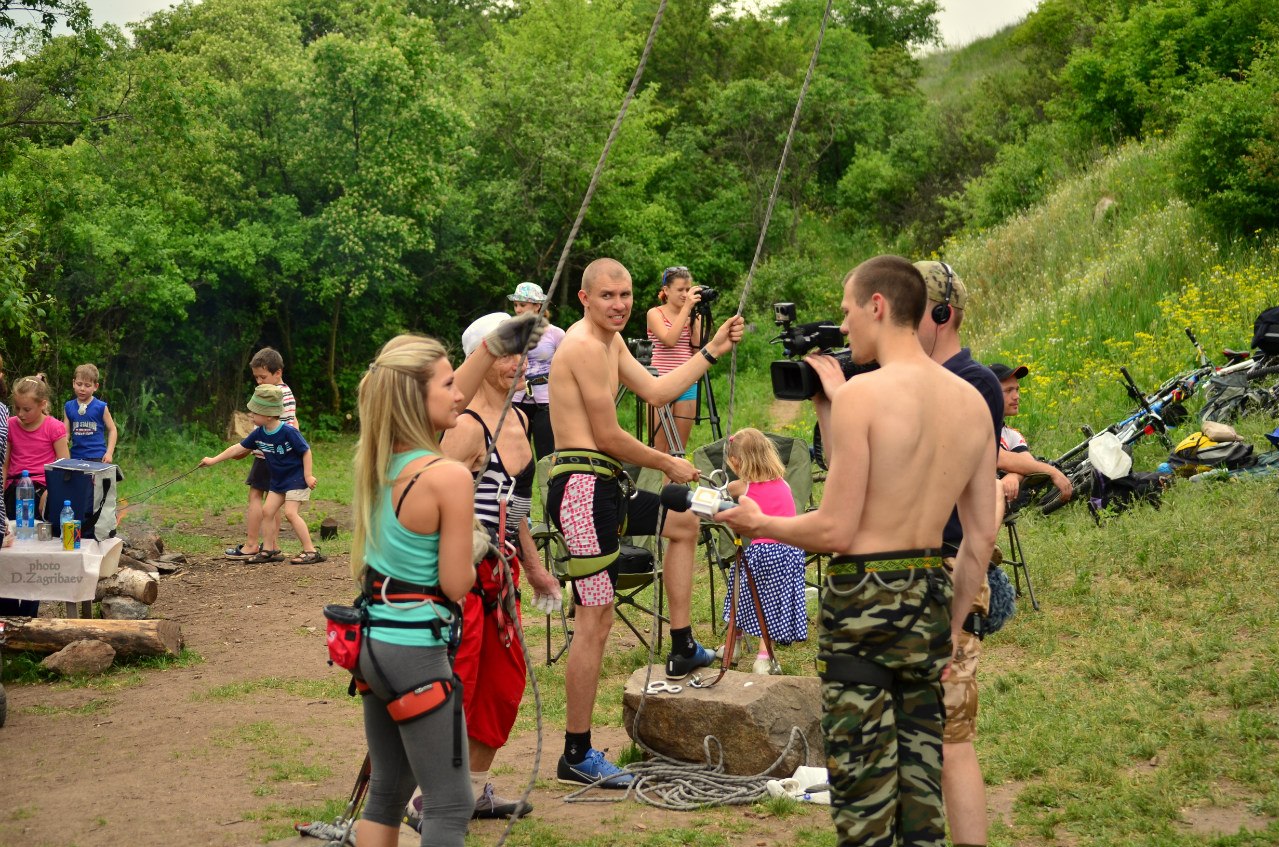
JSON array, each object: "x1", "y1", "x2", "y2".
[
  {"x1": 532, "y1": 588, "x2": 564, "y2": 615},
  {"x1": 484, "y1": 312, "x2": 547, "y2": 357}
]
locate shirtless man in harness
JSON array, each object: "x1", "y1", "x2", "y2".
[
  {"x1": 717, "y1": 255, "x2": 996, "y2": 847},
  {"x1": 548, "y1": 257, "x2": 744, "y2": 787}
]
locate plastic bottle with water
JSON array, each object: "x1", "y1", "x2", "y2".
[{"x1": 15, "y1": 471, "x2": 35, "y2": 542}]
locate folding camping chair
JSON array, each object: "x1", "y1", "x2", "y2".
[
  {"x1": 690, "y1": 433, "x2": 825, "y2": 636},
  {"x1": 532, "y1": 458, "x2": 668, "y2": 665}
]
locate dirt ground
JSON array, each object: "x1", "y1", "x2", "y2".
[{"x1": 0, "y1": 536, "x2": 830, "y2": 847}]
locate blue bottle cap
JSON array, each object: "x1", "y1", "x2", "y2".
[
  {"x1": 64, "y1": 500, "x2": 71, "y2": 506},
  {"x1": 21, "y1": 470, "x2": 29, "y2": 476}
]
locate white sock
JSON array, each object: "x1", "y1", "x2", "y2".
[{"x1": 470, "y1": 769, "x2": 489, "y2": 796}]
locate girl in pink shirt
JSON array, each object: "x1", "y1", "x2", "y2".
[
  {"x1": 722, "y1": 428, "x2": 808, "y2": 674},
  {"x1": 5, "y1": 374, "x2": 71, "y2": 523}
]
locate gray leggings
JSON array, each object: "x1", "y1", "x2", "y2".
[{"x1": 358, "y1": 639, "x2": 472, "y2": 847}]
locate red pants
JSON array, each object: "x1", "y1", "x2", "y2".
[{"x1": 452, "y1": 559, "x2": 527, "y2": 750}]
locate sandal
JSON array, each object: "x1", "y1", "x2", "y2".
[
  {"x1": 248, "y1": 549, "x2": 283, "y2": 564},
  {"x1": 225, "y1": 544, "x2": 260, "y2": 559},
  {"x1": 290, "y1": 550, "x2": 326, "y2": 565}
]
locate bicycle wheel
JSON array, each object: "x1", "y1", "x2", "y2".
[{"x1": 1040, "y1": 462, "x2": 1092, "y2": 515}]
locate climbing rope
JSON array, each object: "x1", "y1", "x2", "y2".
[
  {"x1": 468, "y1": 0, "x2": 834, "y2": 834},
  {"x1": 723, "y1": 0, "x2": 835, "y2": 447},
  {"x1": 485, "y1": 4, "x2": 670, "y2": 845}
]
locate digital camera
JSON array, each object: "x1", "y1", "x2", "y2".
[
  {"x1": 769, "y1": 302, "x2": 876, "y2": 400},
  {"x1": 695, "y1": 286, "x2": 719, "y2": 306}
]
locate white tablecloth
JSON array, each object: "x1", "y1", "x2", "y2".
[{"x1": 0, "y1": 537, "x2": 123, "y2": 603}]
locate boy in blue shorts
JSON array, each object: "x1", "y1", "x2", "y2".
[
  {"x1": 64, "y1": 364, "x2": 118, "y2": 463},
  {"x1": 226, "y1": 347, "x2": 299, "y2": 559},
  {"x1": 200, "y1": 384, "x2": 323, "y2": 564}
]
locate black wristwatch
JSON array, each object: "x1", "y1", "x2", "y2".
[{"x1": 700, "y1": 347, "x2": 718, "y2": 365}]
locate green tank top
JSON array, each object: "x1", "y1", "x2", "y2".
[{"x1": 365, "y1": 449, "x2": 455, "y2": 647}]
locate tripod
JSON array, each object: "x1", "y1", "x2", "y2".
[{"x1": 617, "y1": 366, "x2": 686, "y2": 455}]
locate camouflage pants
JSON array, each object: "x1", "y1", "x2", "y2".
[{"x1": 819, "y1": 569, "x2": 953, "y2": 847}]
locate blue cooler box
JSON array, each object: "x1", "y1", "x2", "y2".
[{"x1": 43, "y1": 459, "x2": 119, "y2": 540}]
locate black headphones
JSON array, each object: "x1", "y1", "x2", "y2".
[{"x1": 930, "y1": 261, "x2": 955, "y2": 326}]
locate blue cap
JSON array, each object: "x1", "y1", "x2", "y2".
[{"x1": 1266, "y1": 426, "x2": 1279, "y2": 449}]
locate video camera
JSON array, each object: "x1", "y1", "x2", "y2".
[
  {"x1": 769, "y1": 302, "x2": 876, "y2": 401},
  {"x1": 628, "y1": 337, "x2": 654, "y2": 369}
]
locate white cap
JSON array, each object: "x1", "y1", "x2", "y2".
[{"x1": 462, "y1": 312, "x2": 511, "y2": 357}]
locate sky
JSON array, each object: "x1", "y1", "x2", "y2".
[{"x1": 85, "y1": 0, "x2": 1042, "y2": 47}]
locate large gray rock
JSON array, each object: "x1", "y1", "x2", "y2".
[
  {"x1": 101, "y1": 595, "x2": 151, "y2": 620},
  {"x1": 622, "y1": 664, "x2": 824, "y2": 776},
  {"x1": 42, "y1": 639, "x2": 116, "y2": 675}
]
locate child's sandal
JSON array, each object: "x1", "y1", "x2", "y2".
[
  {"x1": 225, "y1": 544, "x2": 258, "y2": 559},
  {"x1": 248, "y1": 549, "x2": 283, "y2": 564},
  {"x1": 290, "y1": 550, "x2": 325, "y2": 565}
]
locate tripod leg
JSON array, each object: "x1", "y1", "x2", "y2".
[
  {"x1": 698, "y1": 371, "x2": 722, "y2": 442},
  {"x1": 657, "y1": 403, "x2": 685, "y2": 457},
  {"x1": 1007, "y1": 521, "x2": 1040, "y2": 612}
]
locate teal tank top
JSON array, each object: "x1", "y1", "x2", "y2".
[{"x1": 365, "y1": 449, "x2": 455, "y2": 647}]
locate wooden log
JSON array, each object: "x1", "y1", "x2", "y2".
[
  {"x1": 0, "y1": 617, "x2": 182, "y2": 657},
  {"x1": 95, "y1": 569, "x2": 159, "y2": 604}
]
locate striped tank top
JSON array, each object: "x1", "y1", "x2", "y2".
[
  {"x1": 647, "y1": 310, "x2": 694, "y2": 374},
  {"x1": 459, "y1": 409, "x2": 534, "y2": 536}
]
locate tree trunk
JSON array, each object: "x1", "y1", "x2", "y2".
[
  {"x1": 327, "y1": 294, "x2": 344, "y2": 415},
  {"x1": 0, "y1": 617, "x2": 182, "y2": 657}
]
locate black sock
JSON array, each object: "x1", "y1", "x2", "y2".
[
  {"x1": 564, "y1": 731, "x2": 591, "y2": 764},
  {"x1": 671, "y1": 626, "x2": 695, "y2": 656}
]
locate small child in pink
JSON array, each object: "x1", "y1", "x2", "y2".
[
  {"x1": 722, "y1": 428, "x2": 808, "y2": 674},
  {"x1": 5, "y1": 374, "x2": 71, "y2": 523}
]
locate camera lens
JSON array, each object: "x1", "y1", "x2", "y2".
[{"x1": 698, "y1": 287, "x2": 718, "y2": 305}]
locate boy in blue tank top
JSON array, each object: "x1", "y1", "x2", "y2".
[{"x1": 63, "y1": 364, "x2": 117, "y2": 463}]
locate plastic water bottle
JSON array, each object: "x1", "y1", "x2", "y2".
[
  {"x1": 59, "y1": 501, "x2": 76, "y2": 549},
  {"x1": 15, "y1": 471, "x2": 35, "y2": 542}
]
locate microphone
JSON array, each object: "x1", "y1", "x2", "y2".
[{"x1": 660, "y1": 483, "x2": 737, "y2": 518}]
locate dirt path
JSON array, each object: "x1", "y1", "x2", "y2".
[{"x1": 0, "y1": 546, "x2": 828, "y2": 846}]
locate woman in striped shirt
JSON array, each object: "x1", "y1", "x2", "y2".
[
  {"x1": 645, "y1": 266, "x2": 705, "y2": 457},
  {"x1": 440, "y1": 313, "x2": 563, "y2": 820}
]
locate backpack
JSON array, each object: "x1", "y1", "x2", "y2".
[
  {"x1": 1168, "y1": 432, "x2": 1256, "y2": 475},
  {"x1": 1253, "y1": 306, "x2": 1279, "y2": 355},
  {"x1": 1198, "y1": 372, "x2": 1271, "y2": 424},
  {"x1": 1087, "y1": 470, "x2": 1169, "y2": 523},
  {"x1": 983, "y1": 564, "x2": 1016, "y2": 635}
]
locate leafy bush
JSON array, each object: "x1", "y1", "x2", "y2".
[{"x1": 1171, "y1": 53, "x2": 1279, "y2": 232}]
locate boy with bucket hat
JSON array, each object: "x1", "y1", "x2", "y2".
[{"x1": 201, "y1": 384, "x2": 323, "y2": 564}]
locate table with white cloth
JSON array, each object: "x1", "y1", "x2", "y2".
[{"x1": 0, "y1": 537, "x2": 123, "y2": 616}]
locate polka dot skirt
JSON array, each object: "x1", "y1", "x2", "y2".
[{"x1": 721, "y1": 542, "x2": 809, "y2": 643}]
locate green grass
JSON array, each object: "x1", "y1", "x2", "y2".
[{"x1": 1, "y1": 647, "x2": 203, "y2": 686}]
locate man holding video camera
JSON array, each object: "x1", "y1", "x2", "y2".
[{"x1": 718, "y1": 256, "x2": 996, "y2": 847}]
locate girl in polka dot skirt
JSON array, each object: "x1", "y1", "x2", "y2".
[{"x1": 722, "y1": 428, "x2": 808, "y2": 674}]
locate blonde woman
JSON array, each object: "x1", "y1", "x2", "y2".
[{"x1": 349, "y1": 315, "x2": 543, "y2": 847}]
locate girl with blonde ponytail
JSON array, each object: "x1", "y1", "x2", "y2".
[{"x1": 348, "y1": 318, "x2": 543, "y2": 847}]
